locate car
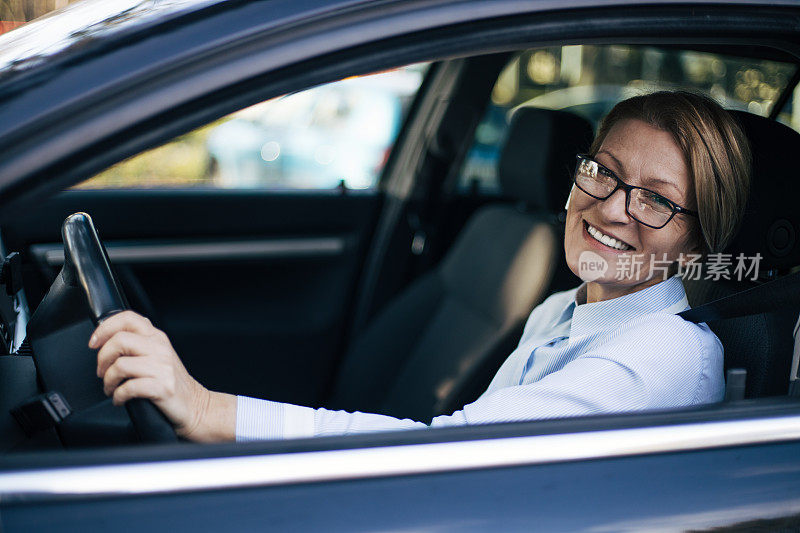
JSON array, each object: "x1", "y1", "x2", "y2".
[{"x1": 1, "y1": 1, "x2": 800, "y2": 531}]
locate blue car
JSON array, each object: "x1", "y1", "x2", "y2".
[{"x1": 0, "y1": 1, "x2": 800, "y2": 532}]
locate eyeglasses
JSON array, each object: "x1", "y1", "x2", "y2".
[{"x1": 573, "y1": 154, "x2": 699, "y2": 229}]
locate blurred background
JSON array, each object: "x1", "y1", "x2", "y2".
[
  {"x1": 77, "y1": 45, "x2": 800, "y2": 193},
  {"x1": 1, "y1": 0, "x2": 75, "y2": 29},
  {"x1": 3, "y1": 1, "x2": 799, "y2": 192}
]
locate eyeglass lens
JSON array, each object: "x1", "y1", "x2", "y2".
[{"x1": 575, "y1": 158, "x2": 674, "y2": 227}]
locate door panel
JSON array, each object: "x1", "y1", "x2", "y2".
[
  {"x1": 3, "y1": 189, "x2": 382, "y2": 406},
  {"x1": 3, "y1": 440, "x2": 800, "y2": 532}
]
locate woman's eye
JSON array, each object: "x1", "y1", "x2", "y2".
[
  {"x1": 598, "y1": 166, "x2": 614, "y2": 178},
  {"x1": 642, "y1": 191, "x2": 672, "y2": 209}
]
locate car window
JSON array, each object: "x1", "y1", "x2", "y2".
[
  {"x1": 775, "y1": 82, "x2": 800, "y2": 132},
  {"x1": 457, "y1": 45, "x2": 797, "y2": 194},
  {"x1": 76, "y1": 64, "x2": 429, "y2": 191}
]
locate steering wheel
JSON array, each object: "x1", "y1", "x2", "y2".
[{"x1": 29, "y1": 213, "x2": 177, "y2": 444}]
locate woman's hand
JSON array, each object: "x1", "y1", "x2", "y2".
[{"x1": 89, "y1": 310, "x2": 236, "y2": 442}]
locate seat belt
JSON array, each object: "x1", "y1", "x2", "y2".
[
  {"x1": 677, "y1": 269, "x2": 800, "y2": 323},
  {"x1": 675, "y1": 269, "x2": 800, "y2": 400}
]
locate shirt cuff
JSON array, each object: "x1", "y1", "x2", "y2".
[{"x1": 235, "y1": 395, "x2": 316, "y2": 442}]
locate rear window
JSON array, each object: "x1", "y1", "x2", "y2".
[{"x1": 458, "y1": 45, "x2": 798, "y2": 193}]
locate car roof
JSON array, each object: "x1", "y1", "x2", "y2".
[
  {"x1": 0, "y1": 0, "x2": 218, "y2": 80},
  {"x1": 1, "y1": 0, "x2": 797, "y2": 91},
  {"x1": 0, "y1": 0, "x2": 398, "y2": 97}
]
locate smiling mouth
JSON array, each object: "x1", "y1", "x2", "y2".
[{"x1": 583, "y1": 220, "x2": 635, "y2": 251}]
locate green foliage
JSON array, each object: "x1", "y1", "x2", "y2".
[{"x1": 77, "y1": 125, "x2": 219, "y2": 189}]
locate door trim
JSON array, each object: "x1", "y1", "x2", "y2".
[
  {"x1": 2, "y1": 413, "x2": 800, "y2": 503},
  {"x1": 30, "y1": 237, "x2": 347, "y2": 265}
]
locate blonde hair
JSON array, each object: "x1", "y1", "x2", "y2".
[{"x1": 590, "y1": 91, "x2": 751, "y2": 253}]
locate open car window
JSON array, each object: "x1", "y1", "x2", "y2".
[{"x1": 75, "y1": 64, "x2": 429, "y2": 191}]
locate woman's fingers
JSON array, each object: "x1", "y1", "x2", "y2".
[
  {"x1": 97, "y1": 331, "x2": 147, "y2": 378},
  {"x1": 102, "y1": 353, "x2": 161, "y2": 396},
  {"x1": 89, "y1": 310, "x2": 155, "y2": 349},
  {"x1": 112, "y1": 377, "x2": 162, "y2": 406},
  {"x1": 96, "y1": 330, "x2": 160, "y2": 378}
]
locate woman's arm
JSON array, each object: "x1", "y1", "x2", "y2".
[
  {"x1": 91, "y1": 310, "x2": 431, "y2": 442},
  {"x1": 239, "y1": 313, "x2": 722, "y2": 439},
  {"x1": 93, "y1": 310, "x2": 722, "y2": 442}
]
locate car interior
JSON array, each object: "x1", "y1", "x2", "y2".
[
  {"x1": 1, "y1": 39, "x2": 800, "y2": 452},
  {"x1": 327, "y1": 107, "x2": 593, "y2": 422}
]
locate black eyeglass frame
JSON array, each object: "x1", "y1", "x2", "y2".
[{"x1": 573, "y1": 154, "x2": 699, "y2": 229}]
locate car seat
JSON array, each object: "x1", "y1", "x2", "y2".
[
  {"x1": 328, "y1": 108, "x2": 593, "y2": 421},
  {"x1": 683, "y1": 110, "x2": 800, "y2": 398}
]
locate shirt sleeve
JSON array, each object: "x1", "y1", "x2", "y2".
[
  {"x1": 236, "y1": 313, "x2": 723, "y2": 440},
  {"x1": 235, "y1": 395, "x2": 428, "y2": 441}
]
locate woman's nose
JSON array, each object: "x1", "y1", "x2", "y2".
[{"x1": 598, "y1": 188, "x2": 632, "y2": 223}]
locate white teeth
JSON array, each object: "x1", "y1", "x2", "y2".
[{"x1": 586, "y1": 223, "x2": 632, "y2": 251}]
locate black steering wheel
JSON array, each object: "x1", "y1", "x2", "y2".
[
  {"x1": 28, "y1": 213, "x2": 177, "y2": 444},
  {"x1": 63, "y1": 213, "x2": 177, "y2": 443}
]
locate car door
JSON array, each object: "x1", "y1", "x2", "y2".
[
  {"x1": 3, "y1": 402, "x2": 800, "y2": 532},
  {"x1": 3, "y1": 1, "x2": 800, "y2": 532},
  {"x1": 1, "y1": 65, "x2": 430, "y2": 408}
]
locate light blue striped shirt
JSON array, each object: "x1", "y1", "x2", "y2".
[{"x1": 236, "y1": 275, "x2": 724, "y2": 441}]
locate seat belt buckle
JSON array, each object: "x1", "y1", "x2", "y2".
[
  {"x1": 11, "y1": 391, "x2": 72, "y2": 437},
  {"x1": 724, "y1": 368, "x2": 747, "y2": 402}
]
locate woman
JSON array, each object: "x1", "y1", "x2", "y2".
[{"x1": 89, "y1": 91, "x2": 751, "y2": 442}]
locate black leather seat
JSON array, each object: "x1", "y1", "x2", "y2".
[
  {"x1": 683, "y1": 110, "x2": 800, "y2": 398},
  {"x1": 327, "y1": 108, "x2": 592, "y2": 422}
]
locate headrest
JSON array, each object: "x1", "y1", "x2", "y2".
[
  {"x1": 498, "y1": 107, "x2": 594, "y2": 211},
  {"x1": 725, "y1": 111, "x2": 800, "y2": 271}
]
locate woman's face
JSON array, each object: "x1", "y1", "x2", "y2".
[{"x1": 564, "y1": 118, "x2": 699, "y2": 301}]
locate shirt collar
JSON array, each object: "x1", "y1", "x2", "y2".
[{"x1": 563, "y1": 275, "x2": 689, "y2": 339}]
